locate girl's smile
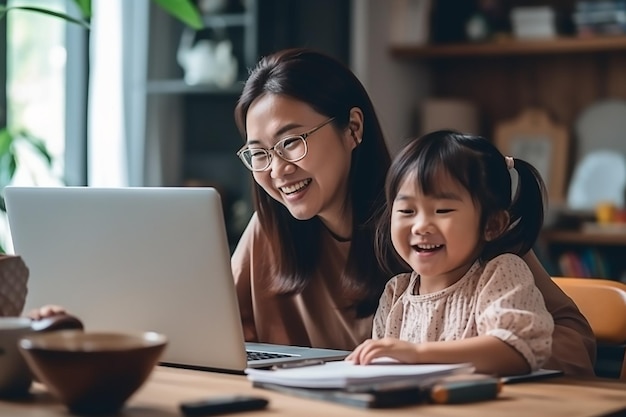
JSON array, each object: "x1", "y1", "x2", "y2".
[{"x1": 391, "y1": 172, "x2": 482, "y2": 291}]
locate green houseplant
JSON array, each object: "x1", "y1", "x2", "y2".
[{"x1": 0, "y1": 0, "x2": 202, "y2": 252}]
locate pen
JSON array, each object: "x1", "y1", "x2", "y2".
[{"x1": 272, "y1": 360, "x2": 325, "y2": 370}]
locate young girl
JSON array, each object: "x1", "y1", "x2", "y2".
[{"x1": 347, "y1": 130, "x2": 554, "y2": 376}]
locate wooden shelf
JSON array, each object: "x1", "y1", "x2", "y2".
[
  {"x1": 390, "y1": 35, "x2": 626, "y2": 58},
  {"x1": 201, "y1": 13, "x2": 253, "y2": 27},
  {"x1": 541, "y1": 230, "x2": 626, "y2": 246},
  {"x1": 146, "y1": 80, "x2": 243, "y2": 95}
]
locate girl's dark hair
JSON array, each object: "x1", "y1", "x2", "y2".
[
  {"x1": 234, "y1": 48, "x2": 396, "y2": 317},
  {"x1": 375, "y1": 130, "x2": 547, "y2": 271}
]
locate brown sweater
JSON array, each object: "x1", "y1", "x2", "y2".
[{"x1": 231, "y1": 213, "x2": 596, "y2": 376}]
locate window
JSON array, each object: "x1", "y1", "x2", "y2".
[
  {"x1": 2, "y1": 0, "x2": 87, "y2": 252},
  {"x1": 7, "y1": 0, "x2": 67, "y2": 185}
]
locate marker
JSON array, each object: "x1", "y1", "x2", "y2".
[
  {"x1": 429, "y1": 375, "x2": 502, "y2": 404},
  {"x1": 272, "y1": 359, "x2": 325, "y2": 370}
]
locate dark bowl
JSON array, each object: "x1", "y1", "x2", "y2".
[{"x1": 19, "y1": 330, "x2": 167, "y2": 415}]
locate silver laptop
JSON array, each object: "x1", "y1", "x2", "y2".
[{"x1": 4, "y1": 186, "x2": 349, "y2": 372}]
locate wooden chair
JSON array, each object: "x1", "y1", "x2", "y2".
[{"x1": 553, "y1": 277, "x2": 626, "y2": 380}]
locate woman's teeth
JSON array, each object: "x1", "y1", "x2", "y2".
[{"x1": 281, "y1": 179, "x2": 311, "y2": 194}]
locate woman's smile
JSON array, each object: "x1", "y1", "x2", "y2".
[
  {"x1": 279, "y1": 178, "x2": 312, "y2": 195},
  {"x1": 246, "y1": 94, "x2": 355, "y2": 226}
]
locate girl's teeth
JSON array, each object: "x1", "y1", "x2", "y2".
[{"x1": 417, "y1": 244, "x2": 442, "y2": 250}]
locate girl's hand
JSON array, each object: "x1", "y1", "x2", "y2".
[
  {"x1": 347, "y1": 337, "x2": 421, "y2": 364},
  {"x1": 26, "y1": 304, "x2": 67, "y2": 320}
]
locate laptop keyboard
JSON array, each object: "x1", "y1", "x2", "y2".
[{"x1": 247, "y1": 351, "x2": 293, "y2": 361}]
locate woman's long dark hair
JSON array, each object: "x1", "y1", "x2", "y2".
[
  {"x1": 376, "y1": 130, "x2": 547, "y2": 272},
  {"x1": 234, "y1": 48, "x2": 397, "y2": 317}
]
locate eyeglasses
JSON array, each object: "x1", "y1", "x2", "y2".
[{"x1": 236, "y1": 117, "x2": 336, "y2": 172}]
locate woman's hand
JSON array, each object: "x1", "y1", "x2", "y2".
[
  {"x1": 346, "y1": 337, "x2": 421, "y2": 364},
  {"x1": 26, "y1": 304, "x2": 67, "y2": 320}
]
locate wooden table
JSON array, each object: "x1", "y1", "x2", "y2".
[{"x1": 2, "y1": 366, "x2": 626, "y2": 416}]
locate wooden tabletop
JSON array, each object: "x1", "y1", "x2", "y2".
[{"x1": 2, "y1": 366, "x2": 626, "y2": 416}]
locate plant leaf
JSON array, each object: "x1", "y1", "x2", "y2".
[
  {"x1": 7, "y1": 154, "x2": 16, "y2": 184},
  {"x1": 0, "y1": 6, "x2": 90, "y2": 29},
  {"x1": 0, "y1": 129, "x2": 13, "y2": 190},
  {"x1": 0, "y1": 151, "x2": 16, "y2": 190},
  {"x1": 0, "y1": 129, "x2": 12, "y2": 158},
  {"x1": 151, "y1": 0, "x2": 203, "y2": 30},
  {"x1": 70, "y1": 0, "x2": 91, "y2": 19},
  {"x1": 20, "y1": 131, "x2": 53, "y2": 166}
]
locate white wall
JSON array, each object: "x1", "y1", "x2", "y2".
[{"x1": 350, "y1": 0, "x2": 430, "y2": 155}]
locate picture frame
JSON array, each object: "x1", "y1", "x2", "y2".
[
  {"x1": 389, "y1": 0, "x2": 432, "y2": 46},
  {"x1": 494, "y1": 108, "x2": 569, "y2": 204}
]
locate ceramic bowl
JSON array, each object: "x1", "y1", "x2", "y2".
[{"x1": 19, "y1": 330, "x2": 167, "y2": 415}]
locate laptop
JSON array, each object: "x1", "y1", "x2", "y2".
[{"x1": 4, "y1": 186, "x2": 349, "y2": 372}]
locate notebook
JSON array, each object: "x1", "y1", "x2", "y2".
[
  {"x1": 246, "y1": 360, "x2": 475, "y2": 389},
  {"x1": 4, "y1": 186, "x2": 349, "y2": 372}
]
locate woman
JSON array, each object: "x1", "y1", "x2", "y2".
[{"x1": 231, "y1": 48, "x2": 595, "y2": 376}]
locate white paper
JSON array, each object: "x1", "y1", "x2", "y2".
[{"x1": 246, "y1": 361, "x2": 474, "y2": 389}]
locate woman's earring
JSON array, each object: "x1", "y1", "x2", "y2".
[{"x1": 351, "y1": 130, "x2": 362, "y2": 146}]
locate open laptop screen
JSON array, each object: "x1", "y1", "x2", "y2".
[{"x1": 5, "y1": 186, "x2": 249, "y2": 371}]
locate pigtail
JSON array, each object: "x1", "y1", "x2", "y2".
[{"x1": 487, "y1": 158, "x2": 547, "y2": 258}]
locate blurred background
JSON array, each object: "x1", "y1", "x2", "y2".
[{"x1": 2, "y1": 0, "x2": 626, "y2": 282}]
